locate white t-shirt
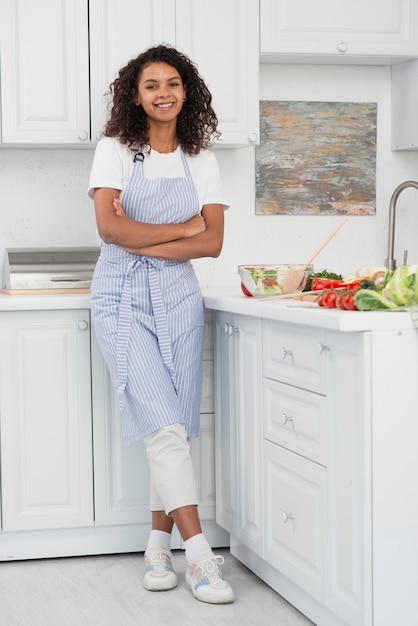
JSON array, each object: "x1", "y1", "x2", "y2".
[{"x1": 88, "y1": 136, "x2": 229, "y2": 210}]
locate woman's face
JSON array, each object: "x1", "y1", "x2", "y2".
[{"x1": 136, "y1": 62, "x2": 186, "y2": 124}]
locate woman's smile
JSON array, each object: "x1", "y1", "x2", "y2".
[{"x1": 137, "y1": 62, "x2": 186, "y2": 122}]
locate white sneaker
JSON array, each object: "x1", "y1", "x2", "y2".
[
  {"x1": 185, "y1": 551, "x2": 235, "y2": 604},
  {"x1": 143, "y1": 546, "x2": 178, "y2": 591}
]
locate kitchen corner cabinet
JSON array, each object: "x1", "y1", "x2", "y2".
[
  {"x1": 0, "y1": 0, "x2": 259, "y2": 146},
  {"x1": 260, "y1": 0, "x2": 418, "y2": 64},
  {"x1": 0, "y1": 306, "x2": 227, "y2": 559},
  {"x1": 213, "y1": 309, "x2": 418, "y2": 626}
]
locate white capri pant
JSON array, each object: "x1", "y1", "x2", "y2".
[{"x1": 143, "y1": 423, "x2": 199, "y2": 515}]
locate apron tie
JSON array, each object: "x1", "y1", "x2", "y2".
[{"x1": 116, "y1": 257, "x2": 177, "y2": 407}]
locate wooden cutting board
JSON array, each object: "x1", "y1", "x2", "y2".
[
  {"x1": 292, "y1": 292, "x2": 320, "y2": 302},
  {"x1": 1, "y1": 288, "x2": 91, "y2": 295}
]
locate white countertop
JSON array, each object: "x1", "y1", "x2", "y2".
[
  {"x1": 0, "y1": 292, "x2": 92, "y2": 311},
  {"x1": 1, "y1": 288, "x2": 416, "y2": 332},
  {"x1": 203, "y1": 287, "x2": 417, "y2": 332}
]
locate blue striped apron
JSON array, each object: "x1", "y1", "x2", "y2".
[{"x1": 91, "y1": 148, "x2": 204, "y2": 445}]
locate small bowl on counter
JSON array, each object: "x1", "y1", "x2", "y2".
[{"x1": 238, "y1": 264, "x2": 314, "y2": 298}]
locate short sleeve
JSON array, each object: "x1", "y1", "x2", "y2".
[
  {"x1": 87, "y1": 137, "x2": 132, "y2": 198},
  {"x1": 187, "y1": 150, "x2": 230, "y2": 210}
]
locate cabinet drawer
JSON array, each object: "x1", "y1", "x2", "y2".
[
  {"x1": 264, "y1": 440, "x2": 326, "y2": 602},
  {"x1": 263, "y1": 320, "x2": 327, "y2": 394},
  {"x1": 264, "y1": 378, "x2": 326, "y2": 465}
]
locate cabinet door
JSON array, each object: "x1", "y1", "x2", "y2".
[
  {"x1": 214, "y1": 312, "x2": 238, "y2": 534},
  {"x1": 176, "y1": 0, "x2": 259, "y2": 146},
  {"x1": 260, "y1": 0, "x2": 418, "y2": 63},
  {"x1": 91, "y1": 333, "x2": 151, "y2": 529},
  {"x1": 0, "y1": 0, "x2": 90, "y2": 144},
  {"x1": 89, "y1": 0, "x2": 176, "y2": 142},
  {"x1": 264, "y1": 440, "x2": 327, "y2": 602},
  {"x1": 0, "y1": 310, "x2": 94, "y2": 531},
  {"x1": 326, "y1": 330, "x2": 371, "y2": 625},
  {"x1": 391, "y1": 58, "x2": 418, "y2": 151},
  {"x1": 236, "y1": 315, "x2": 264, "y2": 555}
]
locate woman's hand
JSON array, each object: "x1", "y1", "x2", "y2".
[
  {"x1": 113, "y1": 197, "x2": 125, "y2": 217},
  {"x1": 182, "y1": 214, "x2": 206, "y2": 238},
  {"x1": 113, "y1": 196, "x2": 205, "y2": 238}
]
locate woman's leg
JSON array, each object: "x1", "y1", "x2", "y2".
[
  {"x1": 152, "y1": 510, "x2": 175, "y2": 534},
  {"x1": 144, "y1": 425, "x2": 234, "y2": 603}
]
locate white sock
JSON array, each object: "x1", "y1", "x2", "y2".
[
  {"x1": 146, "y1": 530, "x2": 172, "y2": 552},
  {"x1": 184, "y1": 533, "x2": 212, "y2": 564}
]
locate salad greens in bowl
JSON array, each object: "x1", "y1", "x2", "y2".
[{"x1": 238, "y1": 264, "x2": 314, "y2": 297}]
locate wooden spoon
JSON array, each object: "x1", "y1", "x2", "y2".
[{"x1": 260, "y1": 217, "x2": 349, "y2": 301}]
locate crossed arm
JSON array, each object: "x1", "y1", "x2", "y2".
[{"x1": 93, "y1": 187, "x2": 224, "y2": 260}]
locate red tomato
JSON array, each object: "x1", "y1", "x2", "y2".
[
  {"x1": 338, "y1": 293, "x2": 349, "y2": 310},
  {"x1": 322, "y1": 291, "x2": 338, "y2": 308},
  {"x1": 263, "y1": 277, "x2": 278, "y2": 287},
  {"x1": 316, "y1": 291, "x2": 327, "y2": 306},
  {"x1": 338, "y1": 292, "x2": 358, "y2": 310},
  {"x1": 343, "y1": 293, "x2": 357, "y2": 310},
  {"x1": 241, "y1": 282, "x2": 253, "y2": 297}
]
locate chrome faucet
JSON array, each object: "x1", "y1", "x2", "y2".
[{"x1": 385, "y1": 180, "x2": 418, "y2": 270}]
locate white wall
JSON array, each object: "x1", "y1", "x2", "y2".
[{"x1": 1, "y1": 62, "x2": 418, "y2": 290}]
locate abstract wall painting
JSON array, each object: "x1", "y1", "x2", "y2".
[{"x1": 256, "y1": 101, "x2": 377, "y2": 215}]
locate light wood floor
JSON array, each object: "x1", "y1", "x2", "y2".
[{"x1": 0, "y1": 549, "x2": 315, "y2": 626}]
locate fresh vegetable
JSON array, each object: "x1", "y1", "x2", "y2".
[
  {"x1": 338, "y1": 292, "x2": 358, "y2": 310},
  {"x1": 321, "y1": 290, "x2": 339, "y2": 308},
  {"x1": 241, "y1": 282, "x2": 253, "y2": 297},
  {"x1": 354, "y1": 289, "x2": 398, "y2": 311},
  {"x1": 240, "y1": 264, "x2": 309, "y2": 296},
  {"x1": 359, "y1": 279, "x2": 375, "y2": 290},
  {"x1": 315, "y1": 265, "x2": 418, "y2": 311},
  {"x1": 311, "y1": 277, "x2": 361, "y2": 291},
  {"x1": 382, "y1": 265, "x2": 418, "y2": 306},
  {"x1": 303, "y1": 270, "x2": 343, "y2": 292},
  {"x1": 356, "y1": 264, "x2": 388, "y2": 277}
]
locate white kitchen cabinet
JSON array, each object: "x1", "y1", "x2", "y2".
[
  {"x1": 260, "y1": 0, "x2": 418, "y2": 64},
  {"x1": 0, "y1": 310, "x2": 94, "y2": 531},
  {"x1": 263, "y1": 321, "x2": 328, "y2": 604},
  {"x1": 0, "y1": 303, "x2": 227, "y2": 558},
  {"x1": 214, "y1": 313, "x2": 263, "y2": 553},
  {"x1": 235, "y1": 315, "x2": 263, "y2": 555},
  {"x1": 175, "y1": 0, "x2": 259, "y2": 146},
  {"x1": 214, "y1": 312, "x2": 238, "y2": 535},
  {"x1": 0, "y1": 0, "x2": 259, "y2": 146},
  {"x1": 211, "y1": 297, "x2": 418, "y2": 626},
  {"x1": 89, "y1": 0, "x2": 176, "y2": 143},
  {"x1": 264, "y1": 441, "x2": 327, "y2": 602},
  {"x1": 391, "y1": 58, "x2": 418, "y2": 150},
  {"x1": 0, "y1": 0, "x2": 90, "y2": 144}
]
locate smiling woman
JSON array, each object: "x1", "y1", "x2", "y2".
[{"x1": 88, "y1": 44, "x2": 233, "y2": 605}]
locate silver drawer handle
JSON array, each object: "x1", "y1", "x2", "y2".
[
  {"x1": 318, "y1": 341, "x2": 330, "y2": 355},
  {"x1": 282, "y1": 510, "x2": 294, "y2": 524},
  {"x1": 224, "y1": 323, "x2": 238, "y2": 335},
  {"x1": 281, "y1": 347, "x2": 293, "y2": 359},
  {"x1": 281, "y1": 412, "x2": 294, "y2": 426}
]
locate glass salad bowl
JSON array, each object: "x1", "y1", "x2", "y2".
[{"x1": 238, "y1": 264, "x2": 313, "y2": 298}]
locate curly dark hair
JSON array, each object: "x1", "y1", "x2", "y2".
[{"x1": 103, "y1": 44, "x2": 221, "y2": 156}]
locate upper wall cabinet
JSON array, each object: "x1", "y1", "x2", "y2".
[
  {"x1": 0, "y1": 0, "x2": 90, "y2": 144},
  {"x1": 175, "y1": 0, "x2": 259, "y2": 146},
  {"x1": 89, "y1": 0, "x2": 176, "y2": 143},
  {"x1": 0, "y1": 0, "x2": 259, "y2": 146},
  {"x1": 260, "y1": 0, "x2": 418, "y2": 64}
]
